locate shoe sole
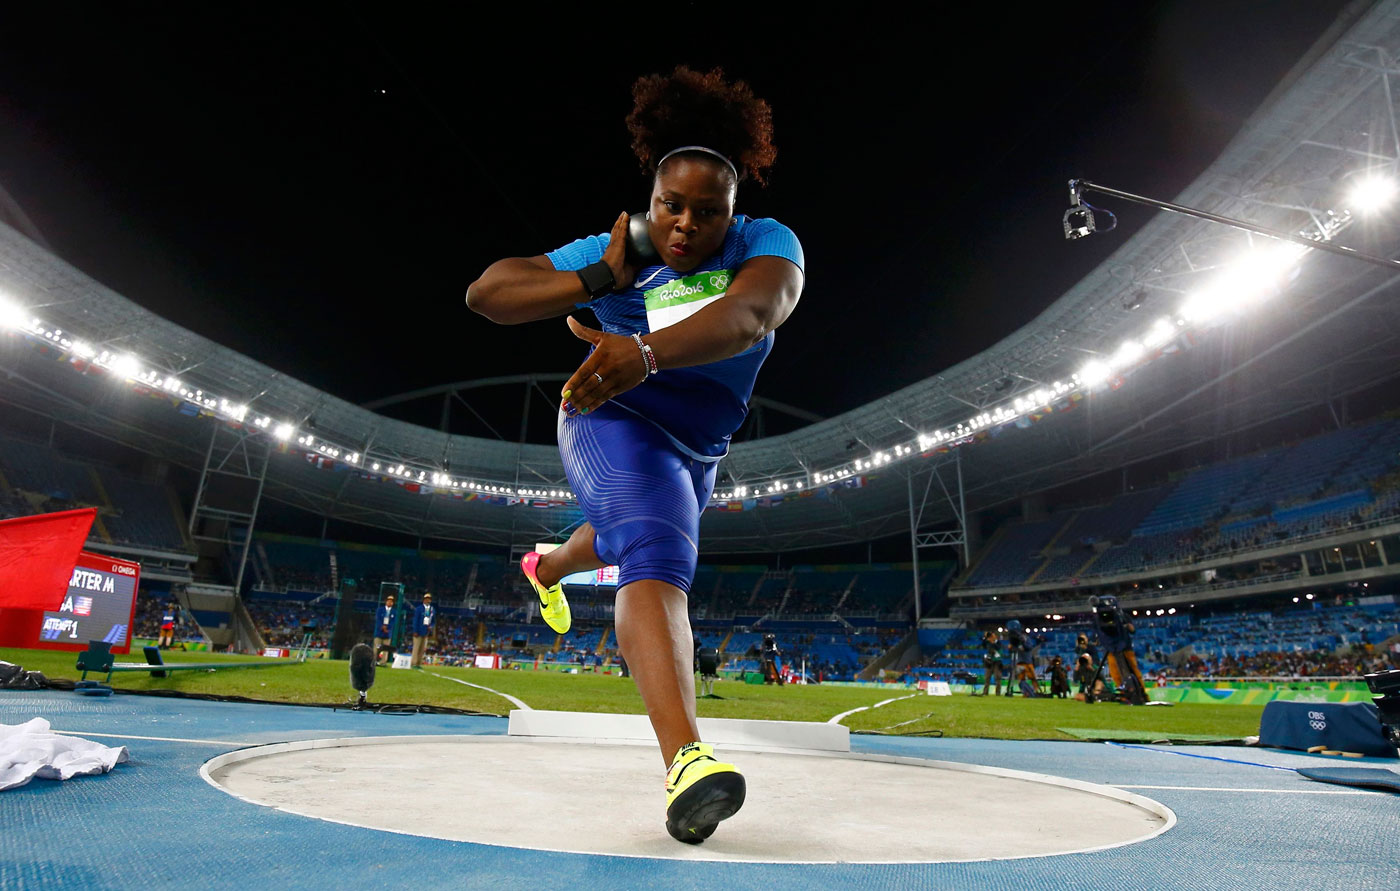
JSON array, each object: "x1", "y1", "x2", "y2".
[{"x1": 665, "y1": 771, "x2": 745, "y2": 844}]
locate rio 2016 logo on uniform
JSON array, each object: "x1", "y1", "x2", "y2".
[
  {"x1": 644, "y1": 269, "x2": 734, "y2": 310},
  {"x1": 643, "y1": 269, "x2": 735, "y2": 332}
]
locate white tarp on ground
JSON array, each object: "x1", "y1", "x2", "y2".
[{"x1": 0, "y1": 717, "x2": 128, "y2": 791}]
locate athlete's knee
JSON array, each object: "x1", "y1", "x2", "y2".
[{"x1": 614, "y1": 523, "x2": 698, "y2": 594}]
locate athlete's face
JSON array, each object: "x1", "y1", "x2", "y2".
[{"x1": 649, "y1": 157, "x2": 736, "y2": 274}]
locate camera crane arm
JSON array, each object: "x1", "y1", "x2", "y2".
[{"x1": 1065, "y1": 179, "x2": 1400, "y2": 272}]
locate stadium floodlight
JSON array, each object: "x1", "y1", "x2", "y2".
[
  {"x1": 71, "y1": 340, "x2": 96, "y2": 359},
  {"x1": 1078, "y1": 359, "x2": 1112, "y2": 387},
  {"x1": 1141, "y1": 316, "x2": 1176, "y2": 350},
  {"x1": 110, "y1": 353, "x2": 141, "y2": 380},
  {"x1": 1111, "y1": 339, "x2": 1144, "y2": 369},
  {"x1": 0, "y1": 296, "x2": 27, "y2": 330},
  {"x1": 273, "y1": 423, "x2": 294, "y2": 441},
  {"x1": 1346, "y1": 173, "x2": 1398, "y2": 214},
  {"x1": 1181, "y1": 242, "x2": 1305, "y2": 323}
]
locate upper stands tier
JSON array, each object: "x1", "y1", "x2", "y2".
[
  {"x1": 0, "y1": 432, "x2": 190, "y2": 553},
  {"x1": 957, "y1": 417, "x2": 1400, "y2": 591}
]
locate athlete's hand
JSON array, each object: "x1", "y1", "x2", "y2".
[
  {"x1": 601, "y1": 212, "x2": 638, "y2": 292},
  {"x1": 560, "y1": 316, "x2": 648, "y2": 415}
]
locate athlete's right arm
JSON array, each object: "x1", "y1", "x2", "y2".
[
  {"x1": 465, "y1": 255, "x2": 586, "y2": 325},
  {"x1": 466, "y1": 212, "x2": 634, "y2": 325}
]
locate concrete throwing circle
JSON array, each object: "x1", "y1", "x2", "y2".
[{"x1": 202, "y1": 736, "x2": 1174, "y2": 863}]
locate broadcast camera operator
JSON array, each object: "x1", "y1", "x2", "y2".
[
  {"x1": 980, "y1": 630, "x2": 1005, "y2": 696},
  {"x1": 1003, "y1": 620, "x2": 1046, "y2": 697},
  {"x1": 760, "y1": 633, "x2": 781, "y2": 685},
  {"x1": 1075, "y1": 632, "x2": 1097, "y2": 670},
  {"x1": 1088, "y1": 595, "x2": 1147, "y2": 704},
  {"x1": 1073, "y1": 653, "x2": 1105, "y2": 702},
  {"x1": 1049, "y1": 655, "x2": 1070, "y2": 698}
]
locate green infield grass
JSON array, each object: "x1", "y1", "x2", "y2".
[{"x1": 1, "y1": 646, "x2": 1265, "y2": 741}]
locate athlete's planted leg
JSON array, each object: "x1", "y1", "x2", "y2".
[
  {"x1": 614, "y1": 578, "x2": 699, "y2": 764},
  {"x1": 616, "y1": 578, "x2": 744, "y2": 843}
]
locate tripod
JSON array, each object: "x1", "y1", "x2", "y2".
[{"x1": 1086, "y1": 642, "x2": 1147, "y2": 705}]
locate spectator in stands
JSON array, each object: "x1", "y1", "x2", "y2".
[
  {"x1": 374, "y1": 593, "x2": 398, "y2": 665},
  {"x1": 411, "y1": 593, "x2": 435, "y2": 668}
]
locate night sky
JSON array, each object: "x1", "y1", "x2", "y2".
[{"x1": 0, "y1": 2, "x2": 1354, "y2": 445}]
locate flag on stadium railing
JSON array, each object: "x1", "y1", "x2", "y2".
[{"x1": 0, "y1": 508, "x2": 97, "y2": 610}]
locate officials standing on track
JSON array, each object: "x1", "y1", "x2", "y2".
[
  {"x1": 411, "y1": 592, "x2": 434, "y2": 668},
  {"x1": 374, "y1": 593, "x2": 397, "y2": 665}
]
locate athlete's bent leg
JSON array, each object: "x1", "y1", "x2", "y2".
[
  {"x1": 536, "y1": 522, "x2": 605, "y2": 588},
  {"x1": 614, "y1": 578, "x2": 698, "y2": 766}
]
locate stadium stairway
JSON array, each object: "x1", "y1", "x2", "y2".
[
  {"x1": 165, "y1": 486, "x2": 194, "y2": 550},
  {"x1": 831, "y1": 575, "x2": 859, "y2": 613},
  {"x1": 232, "y1": 596, "x2": 265, "y2": 652},
  {"x1": 552, "y1": 633, "x2": 562, "y2": 653},
  {"x1": 717, "y1": 629, "x2": 733, "y2": 654},
  {"x1": 956, "y1": 522, "x2": 1010, "y2": 584},
  {"x1": 1069, "y1": 550, "x2": 1103, "y2": 579},
  {"x1": 1023, "y1": 513, "x2": 1080, "y2": 585},
  {"x1": 82, "y1": 465, "x2": 116, "y2": 543},
  {"x1": 858, "y1": 628, "x2": 918, "y2": 680}
]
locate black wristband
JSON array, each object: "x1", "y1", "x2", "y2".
[{"x1": 576, "y1": 261, "x2": 615, "y2": 298}]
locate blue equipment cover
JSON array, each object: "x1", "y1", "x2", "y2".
[
  {"x1": 1295, "y1": 767, "x2": 1400, "y2": 793},
  {"x1": 1258, "y1": 700, "x2": 1395, "y2": 758}
]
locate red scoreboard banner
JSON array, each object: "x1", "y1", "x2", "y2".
[{"x1": 0, "y1": 550, "x2": 141, "y2": 654}]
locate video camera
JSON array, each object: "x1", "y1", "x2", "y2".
[
  {"x1": 1089, "y1": 595, "x2": 1131, "y2": 648},
  {"x1": 1002, "y1": 620, "x2": 1045, "y2": 656},
  {"x1": 1364, "y1": 668, "x2": 1400, "y2": 752}
]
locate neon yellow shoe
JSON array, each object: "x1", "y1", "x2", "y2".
[
  {"x1": 521, "y1": 551, "x2": 571, "y2": 633},
  {"x1": 664, "y1": 741, "x2": 745, "y2": 844}
]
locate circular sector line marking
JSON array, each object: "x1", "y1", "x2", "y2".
[
  {"x1": 425, "y1": 670, "x2": 531, "y2": 711},
  {"x1": 827, "y1": 692, "x2": 919, "y2": 724},
  {"x1": 201, "y1": 734, "x2": 1177, "y2": 864}
]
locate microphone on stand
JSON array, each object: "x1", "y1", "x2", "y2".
[{"x1": 349, "y1": 643, "x2": 376, "y2": 711}]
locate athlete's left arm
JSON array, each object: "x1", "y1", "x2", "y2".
[{"x1": 560, "y1": 256, "x2": 804, "y2": 412}]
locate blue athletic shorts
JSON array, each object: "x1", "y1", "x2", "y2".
[{"x1": 557, "y1": 402, "x2": 716, "y2": 594}]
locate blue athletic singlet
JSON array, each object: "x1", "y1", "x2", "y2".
[
  {"x1": 547, "y1": 215, "x2": 804, "y2": 461},
  {"x1": 547, "y1": 215, "x2": 804, "y2": 593}
]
